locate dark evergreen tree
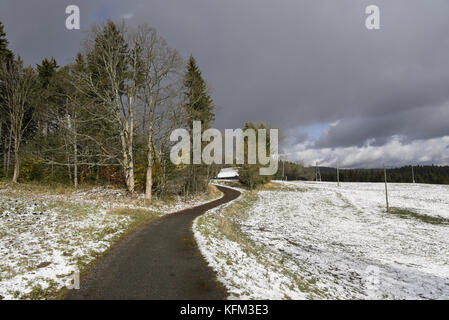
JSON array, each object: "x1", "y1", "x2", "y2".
[
  {"x1": 35, "y1": 57, "x2": 61, "y2": 138},
  {"x1": 37, "y1": 57, "x2": 59, "y2": 88},
  {"x1": 0, "y1": 21, "x2": 15, "y2": 178},
  {"x1": 183, "y1": 55, "x2": 215, "y2": 129},
  {"x1": 0, "y1": 21, "x2": 13, "y2": 63},
  {"x1": 182, "y1": 55, "x2": 215, "y2": 194},
  {"x1": 87, "y1": 21, "x2": 129, "y2": 97}
]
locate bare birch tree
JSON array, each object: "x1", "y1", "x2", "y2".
[
  {"x1": 132, "y1": 24, "x2": 183, "y2": 201},
  {"x1": 0, "y1": 59, "x2": 37, "y2": 182},
  {"x1": 76, "y1": 21, "x2": 139, "y2": 193}
]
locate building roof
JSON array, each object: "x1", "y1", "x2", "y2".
[{"x1": 217, "y1": 167, "x2": 239, "y2": 178}]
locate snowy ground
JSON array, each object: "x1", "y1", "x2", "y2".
[
  {"x1": 0, "y1": 183, "x2": 221, "y2": 300},
  {"x1": 194, "y1": 181, "x2": 449, "y2": 299}
]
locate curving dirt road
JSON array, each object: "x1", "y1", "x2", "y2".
[{"x1": 65, "y1": 185, "x2": 240, "y2": 300}]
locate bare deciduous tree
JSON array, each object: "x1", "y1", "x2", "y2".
[
  {"x1": 0, "y1": 60, "x2": 36, "y2": 182},
  {"x1": 132, "y1": 24, "x2": 183, "y2": 201},
  {"x1": 76, "y1": 21, "x2": 139, "y2": 193}
]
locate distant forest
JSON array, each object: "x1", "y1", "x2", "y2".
[
  {"x1": 319, "y1": 165, "x2": 449, "y2": 185},
  {"x1": 277, "y1": 162, "x2": 449, "y2": 185}
]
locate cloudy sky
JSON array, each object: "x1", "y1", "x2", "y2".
[{"x1": 1, "y1": 0, "x2": 448, "y2": 168}]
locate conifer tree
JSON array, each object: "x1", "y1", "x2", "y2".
[
  {"x1": 182, "y1": 55, "x2": 215, "y2": 193},
  {"x1": 183, "y1": 55, "x2": 215, "y2": 129},
  {"x1": 0, "y1": 21, "x2": 13, "y2": 63},
  {"x1": 0, "y1": 21, "x2": 14, "y2": 178},
  {"x1": 37, "y1": 57, "x2": 59, "y2": 88}
]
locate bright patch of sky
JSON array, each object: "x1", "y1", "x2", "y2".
[{"x1": 303, "y1": 123, "x2": 327, "y2": 140}]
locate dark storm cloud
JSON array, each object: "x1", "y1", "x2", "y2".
[
  {"x1": 1, "y1": 0, "x2": 449, "y2": 166},
  {"x1": 316, "y1": 102, "x2": 449, "y2": 148}
]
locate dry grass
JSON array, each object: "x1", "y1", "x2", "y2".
[
  {"x1": 207, "y1": 184, "x2": 223, "y2": 199},
  {"x1": 254, "y1": 181, "x2": 284, "y2": 191},
  {"x1": 213, "y1": 180, "x2": 308, "y2": 192},
  {"x1": 214, "y1": 192, "x2": 259, "y2": 255},
  {"x1": 389, "y1": 207, "x2": 449, "y2": 225},
  {"x1": 0, "y1": 180, "x2": 222, "y2": 210}
]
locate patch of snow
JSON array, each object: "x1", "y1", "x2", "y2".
[
  {"x1": 195, "y1": 181, "x2": 449, "y2": 299},
  {"x1": 0, "y1": 198, "x2": 130, "y2": 299},
  {"x1": 0, "y1": 185, "x2": 223, "y2": 299},
  {"x1": 194, "y1": 185, "x2": 307, "y2": 299}
]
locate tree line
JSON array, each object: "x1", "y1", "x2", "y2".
[
  {"x1": 0, "y1": 20, "x2": 219, "y2": 200},
  {"x1": 320, "y1": 165, "x2": 449, "y2": 185},
  {"x1": 272, "y1": 160, "x2": 312, "y2": 181},
  {"x1": 270, "y1": 160, "x2": 449, "y2": 185}
]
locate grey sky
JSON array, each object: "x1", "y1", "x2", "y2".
[{"x1": 1, "y1": 0, "x2": 448, "y2": 167}]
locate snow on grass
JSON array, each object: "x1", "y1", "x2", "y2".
[
  {"x1": 0, "y1": 198, "x2": 131, "y2": 299},
  {"x1": 194, "y1": 185, "x2": 308, "y2": 300},
  {"x1": 0, "y1": 183, "x2": 222, "y2": 300},
  {"x1": 194, "y1": 181, "x2": 449, "y2": 299},
  {"x1": 2, "y1": 183, "x2": 222, "y2": 215}
]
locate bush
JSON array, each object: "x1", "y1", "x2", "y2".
[
  {"x1": 20, "y1": 156, "x2": 44, "y2": 182},
  {"x1": 239, "y1": 165, "x2": 271, "y2": 190}
]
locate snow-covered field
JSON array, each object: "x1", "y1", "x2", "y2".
[
  {"x1": 0, "y1": 184, "x2": 221, "y2": 300},
  {"x1": 194, "y1": 181, "x2": 449, "y2": 299}
]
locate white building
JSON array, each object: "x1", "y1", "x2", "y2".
[{"x1": 216, "y1": 167, "x2": 239, "y2": 179}]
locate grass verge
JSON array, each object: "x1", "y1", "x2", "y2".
[
  {"x1": 53, "y1": 206, "x2": 160, "y2": 300},
  {"x1": 389, "y1": 207, "x2": 449, "y2": 225},
  {"x1": 197, "y1": 183, "x2": 324, "y2": 299}
]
